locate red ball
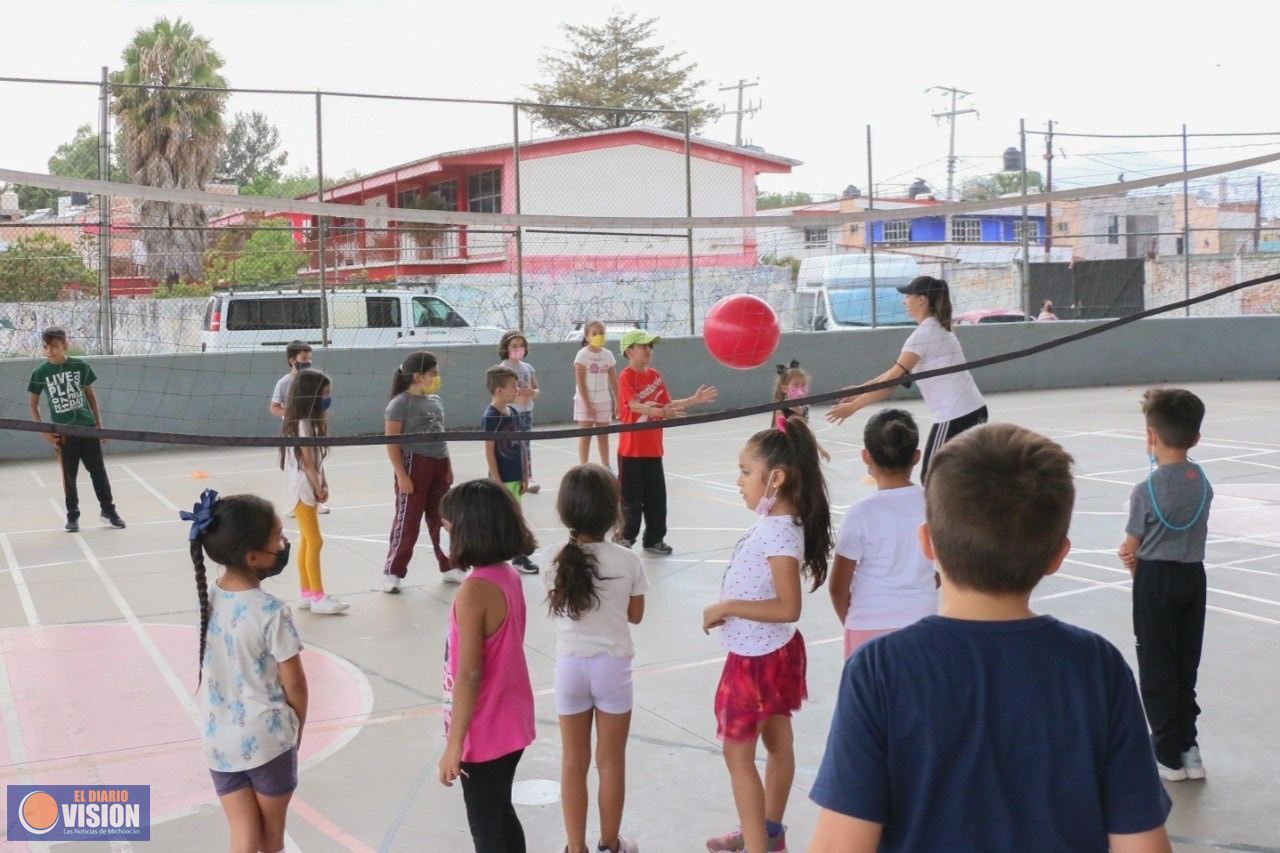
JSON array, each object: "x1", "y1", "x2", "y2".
[{"x1": 703, "y1": 294, "x2": 780, "y2": 370}]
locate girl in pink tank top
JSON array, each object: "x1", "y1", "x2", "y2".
[{"x1": 437, "y1": 480, "x2": 537, "y2": 853}]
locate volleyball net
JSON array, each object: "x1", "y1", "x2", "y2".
[{"x1": 3, "y1": 144, "x2": 1280, "y2": 449}]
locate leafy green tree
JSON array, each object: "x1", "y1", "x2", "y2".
[
  {"x1": 527, "y1": 11, "x2": 718, "y2": 134},
  {"x1": 240, "y1": 167, "x2": 363, "y2": 199},
  {"x1": 0, "y1": 233, "x2": 94, "y2": 300},
  {"x1": 756, "y1": 191, "x2": 814, "y2": 210},
  {"x1": 5, "y1": 124, "x2": 127, "y2": 212},
  {"x1": 961, "y1": 171, "x2": 1043, "y2": 201},
  {"x1": 218, "y1": 111, "x2": 287, "y2": 186},
  {"x1": 203, "y1": 217, "x2": 304, "y2": 285},
  {"x1": 111, "y1": 17, "x2": 228, "y2": 283}
]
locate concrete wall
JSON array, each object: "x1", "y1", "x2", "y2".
[{"x1": 4, "y1": 316, "x2": 1278, "y2": 461}]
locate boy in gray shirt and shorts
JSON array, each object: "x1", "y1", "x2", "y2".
[{"x1": 1119, "y1": 388, "x2": 1213, "y2": 782}]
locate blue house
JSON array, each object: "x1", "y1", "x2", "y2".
[{"x1": 869, "y1": 208, "x2": 1046, "y2": 246}]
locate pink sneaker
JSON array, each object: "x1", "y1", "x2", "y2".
[{"x1": 705, "y1": 825, "x2": 786, "y2": 852}]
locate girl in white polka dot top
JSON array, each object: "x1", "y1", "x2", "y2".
[{"x1": 701, "y1": 415, "x2": 832, "y2": 853}]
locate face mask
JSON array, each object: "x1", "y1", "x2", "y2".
[
  {"x1": 260, "y1": 542, "x2": 290, "y2": 578},
  {"x1": 588, "y1": 334, "x2": 606, "y2": 348},
  {"x1": 422, "y1": 376, "x2": 442, "y2": 395},
  {"x1": 509, "y1": 347, "x2": 526, "y2": 361},
  {"x1": 320, "y1": 397, "x2": 332, "y2": 411},
  {"x1": 295, "y1": 361, "x2": 312, "y2": 371},
  {"x1": 755, "y1": 474, "x2": 780, "y2": 517},
  {"x1": 786, "y1": 385, "x2": 808, "y2": 400}
]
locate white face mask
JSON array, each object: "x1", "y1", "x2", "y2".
[{"x1": 755, "y1": 473, "x2": 780, "y2": 517}]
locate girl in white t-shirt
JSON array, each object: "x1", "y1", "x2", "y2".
[
  {"x1": 827, "y1": 276, "x2": 988, "y2": 480},
  {"x1": 701, "y1": 416, "x2": 831, "y2": 853},
  {"x1": 573, "y1": 321, "x2": 620, "y2": 467},
  {"x1": 280, "y1": 370, "x2": 347, "y2": 614},
  {"x1": 546, "y1": 464, "x2": 646, "y2": 853},
  {"x1": 830, "y1": 408, "x2": 938, "y2": 658}
]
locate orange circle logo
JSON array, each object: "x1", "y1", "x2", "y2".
[{"x1": 19, "y1": 790, "x2": 59, "y2": 834}]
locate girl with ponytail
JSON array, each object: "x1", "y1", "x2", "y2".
[
  {"x1": 827, "y1": 275, "x2": 988, "y2": 481},
  {"x1": 829, "y1": 409, "x2": 938, "y2": 659},
  {"x1": 182, "y1": 490, "x2": 308, "y2": 853},
  {"x1": 382, "y1": 350, "x2": 459, "y2": 590},
  {"x1": 702, "y1": 415, "x2": 831, "y2": 853},
  {"x1": 545, "y1": 464, "x2": 647, "y2": 853}
]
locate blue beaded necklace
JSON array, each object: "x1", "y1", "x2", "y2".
[{"x1": 1146, "y1": 457, "x2": 1209, "y2": 532}]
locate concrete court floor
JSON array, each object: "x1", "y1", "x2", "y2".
[{"x1": 0, "y1": 381, "x2": 1277, "y2": 852}]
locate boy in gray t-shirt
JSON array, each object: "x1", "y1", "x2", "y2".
[{"x1": 1118, "y1": 388, "x2": 1213, "y2": 782}]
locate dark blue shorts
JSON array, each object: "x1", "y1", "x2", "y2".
[{"x1": 209, "y1": 747, "x2": 298, "y2": 797}]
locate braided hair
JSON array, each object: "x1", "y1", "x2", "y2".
[{"x1": 189, "y1": 493, "x2": 277, "y2": 686}]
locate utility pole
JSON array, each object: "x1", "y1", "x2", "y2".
[
  {"x1": 1044, "y1": 119, "x2": 1054, "y2": 253},
  {"x1": 927, "y1": 86, "x2": 978, "y2": 201},
  {"x1": 718, "y1": 79, "x2": 760, "y2": 147}
]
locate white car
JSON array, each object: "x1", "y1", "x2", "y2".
[
  {"x1": 563, "y1": 320, "x2": 647, "y2": 343},
  {"x1": 201, "y1": 288, "x2": 504, "y2": 351}
]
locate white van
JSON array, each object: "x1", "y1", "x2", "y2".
[
  {"x1": 200, "y1": 288, "x2": 504, "y2": 351},
  {"x1": 793, "y1": 254, "x2": 919, "y2": 330}
]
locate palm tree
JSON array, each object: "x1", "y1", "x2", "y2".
[{"x1": 110, "y1": 18, "x2": 228, "y2": 283}]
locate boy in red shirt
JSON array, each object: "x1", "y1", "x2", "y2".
[{"x1": 615, "y1": 330, "x2": 718, "y2": 555}]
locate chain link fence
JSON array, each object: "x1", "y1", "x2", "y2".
[{"x1": 3, "y1": 74, "x2": 1280, "y2": 359}]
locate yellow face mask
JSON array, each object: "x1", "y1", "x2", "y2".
[
  {"x1": 588, "y1": 334, "x2": 606, "y2": 348},
  {"x1": 422, "y1": 375, "x2": 442, "y2": 395}
]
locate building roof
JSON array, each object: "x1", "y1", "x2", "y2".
[{"x1": 300, "y1": 126, "x2": 801, "y2": 202}]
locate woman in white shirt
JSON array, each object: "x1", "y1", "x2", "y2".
[{"x1": 827, "y1": 276, "x2": 987, "y2": 480}]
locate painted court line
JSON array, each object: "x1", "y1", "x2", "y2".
[
  {"x1": 29, "y1": 470, "x2": 45, "y2": 488},
  {"x1": 0, "y1": 631, "x2": 52, "y2": 853},
  {"x1": 120, "y1": 464, "x2": 179, "y2": 511},
  {"x1": 0, "y1": 534, "x2": 40, "y2": 627}
]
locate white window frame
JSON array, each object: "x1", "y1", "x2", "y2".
[
  {"x1": 1014, "y1": 220, "x2": 1039, "y2": 242},
  {"x1": 883, "y1": 221, "x2": 910, "y2": 243},
  {"x1": 802, "y1": 226, "x2": 830, "y2": 248},
  {"x1": 467, "y1": 169, "x2": 502, "y2": 214},
  {"x1": 949, "y1": 216, "x2": 982, "y2": 243}
]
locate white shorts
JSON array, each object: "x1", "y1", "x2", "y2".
[
  {"x1": 574, "y1": 396, "x2": 612, "y2": 424},
  {"x1": 555, "y1": 653, "x2": 634, "y2": 715}
]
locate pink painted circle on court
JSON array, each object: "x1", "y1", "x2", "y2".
[{"x1": 0, "y1": 623, "x2": 370, "y2": 822}]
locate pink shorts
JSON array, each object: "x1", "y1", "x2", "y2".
[
  {"x1": 844, "y1": 627, "x2": 896, "y2": 658},
  {"x1": 555, "y1": 654, "x2": 634, "y2": 715},
  {"x1": 574, "y1": 398, "x2": 611, "y2": 424}
]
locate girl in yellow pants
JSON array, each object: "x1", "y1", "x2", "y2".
[{"x1": 282, "y1": 370, "x2": 348, "y2": 614}]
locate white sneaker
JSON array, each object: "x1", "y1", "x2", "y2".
[
  {"x1": 297, "y1": 597, "x2": 312, "y2": 611},
  {"x1": 441, "y1": 568, "x2": 466, "y2": 584},
  {"x1": 1181, "y1": 746, "x2": 1206, "y2": 780},
  {"x1": 1157, "y1": 760, "x2": 1188, "y2": 782},
  {"x1": 605, "y1": 838, "x2": 639, "y2": 853},
  {"x1": 381, "y1": 575, "x2": 401, "y2": 594},
  {"x1": 317, "y1": 503, "x2": 331, "y2": 515},
  {"x1": 310, "y1": 594, "x2": 350, "y2": 615}
]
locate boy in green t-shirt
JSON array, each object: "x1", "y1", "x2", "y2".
[{"x1": 27, "y1": 328, "x2": 125, "y2": 533}]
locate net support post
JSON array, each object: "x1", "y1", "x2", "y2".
[
  {"x1": 98, "y1": 66, "x2": 113, "y2": 354},
  {"x1": 1182, "y1": 123, "x2": 1191, "y2": 317},
  {"x1": 513, "y1": 103, "x2": 525, "y2": 333},
  {"x1": 315, "y1": 91, "x2": 329, "y2": 347},
  {"x1": 867, "y1": 124, "x2": 877, "y2": 329},
  {"x1": 684, "y1": 112, "x2": 696, "y2": 336},
  {"x1": 1020, "y1": 118, "x2": 1031, "y2": 318}
]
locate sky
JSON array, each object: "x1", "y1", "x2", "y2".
[{"x1": 5, "y1": 0, "x2": 1280, "y2": 201}]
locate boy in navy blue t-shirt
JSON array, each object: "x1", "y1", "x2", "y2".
[
  {"x1": 810, "y1": 423, "x2": 1171, "y2": 852},
  {"x1": 481, "y1": 365, "x2": 539, "y2": 575}
]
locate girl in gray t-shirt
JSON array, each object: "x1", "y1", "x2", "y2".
[{"x1": 382, "y1": 351, "x2": 459, "y2": 590}]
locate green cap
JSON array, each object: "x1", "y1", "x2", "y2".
[{"x1": 619, "y1": 329, "x2": 661, "y2": 353}]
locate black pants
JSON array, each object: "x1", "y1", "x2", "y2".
[
  {"x1": 459, "y1": 748, "x2": 524, "y2": 853},
  {"x1": 618, "y1": 456, "x2": 666, "y2": 547},
  {"x1": 58, "y1": 436, "x2": 115, "y2": 520},
  {"x1": 1132, "y1": 559, "x2": 1206, "y2": 767},
  {"x1": 921, "y1": 405, "x2": 989, "y2": 483}
]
